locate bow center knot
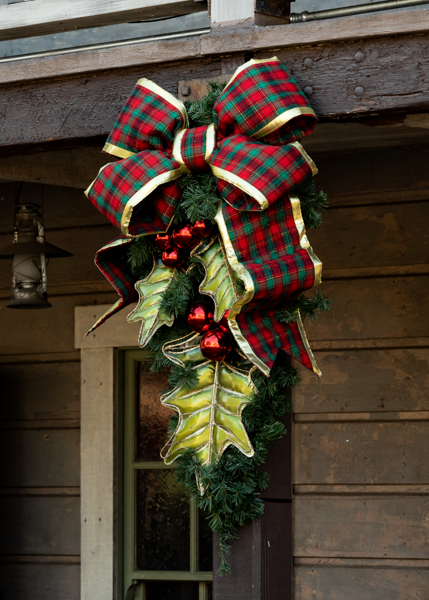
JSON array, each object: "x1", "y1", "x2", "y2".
[{"x1": 172, "y1": 124, "x2": 216, "y2": 173}]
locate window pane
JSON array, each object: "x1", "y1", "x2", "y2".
[
  {"x1": 198, "y1": 509, "x2": 213, "y2": 571},
  {"x1": 137, "y1": 363, "x2": 171, "y2": 462},
  {"x1": 144, "y1": 581, "x2": 199, "y2": 600},
  {"x1": 207, "y1": 583, "x2": 213, "y2": 600},
  {"x1": 136, "y1": 470, "x2": 190, "y2": 571}
]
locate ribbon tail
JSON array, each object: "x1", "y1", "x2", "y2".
[
  {"x1": 235, "y1": 309, "x2": 322, "y2": 377},
  {"x1": 217, "y1": 194, "x2": 322, "y2": 375},
  {"x1": 85, "y1": 235, "x2": 138, "y2": 336}
]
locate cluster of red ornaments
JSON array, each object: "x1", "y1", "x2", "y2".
[
  {"x1": 155, "y1": 220, "x2": 213, "y2": 270},
  {"x1": 187, "y1": 301, "x2": 234, "y2": 362}
]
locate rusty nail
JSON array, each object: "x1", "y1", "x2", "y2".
[
  {"x1": 354, "y1": 85, "x2": 364, "y2": 98},
  {"x1": 303, "y1": 86, "x2": 313, "y2": 97},
  {"x1": 181, "y1": 85, "x2": 191, "y2": 96}
]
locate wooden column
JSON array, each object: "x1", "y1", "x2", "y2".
[{"x1": 213, "y1": 413, "x2": 293, "y2": 599}]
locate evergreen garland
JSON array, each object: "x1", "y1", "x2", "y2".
[{"x1": 126, "y1": 83, "x2": 331, "y2": 575}]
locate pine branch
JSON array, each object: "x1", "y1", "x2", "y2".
[
  {"x1": 177, "y1": 172, "x2": 220, "y2": 224},
  {"x1": 168, "y1": 362, "x2": 200, "y2": 391},
  {"x1": 127, "y1": 236, "x2": 155, "y2": 280},
  {"x1": 175, "y1": 358, "x2": 299, "y2": 575},
  {"x1": 185, "y1": 80, "x2": 226, "y2": 127},
  {"x1": 277, "y1": 291, "x2": 332, "y2": 325},
  {"x1": 294, "y1": 178, "x2": 329, "y2": 229},
  {"x1": 160, "y1": 268, "x2": 203, "y2": 318}
]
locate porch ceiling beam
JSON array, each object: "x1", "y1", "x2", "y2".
[
  {"x1": 0, "y1": 0, "x2": 206, "y2": 42},
  {"x1": 1, "y1": 22, "x2": 429, "y2": 152},
  {"x1": 0, "y1": 7, "x2": 429, "y2": 85}
]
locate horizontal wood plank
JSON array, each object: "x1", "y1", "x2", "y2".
[
  {"x1": 0, "y1": 487, "x2": 80, "y2": 496},
  {"x1": 313, "y1": 145, "x2": 429, "y2": 206},
  {"x1": 1, "y1": 8, "x2": 429, "y2": 85},
  {"x1": 0, "y1": 495, "x2": 80, "y2": 555},
  {"x1": 0, "y1": 362, "x2": 80, "y2": 420},
  {"x1": 294, "y1": 563, "x2": 429, "y2": 600},
  {"x1": 294, "y1": 495, "x2": 429, "y2": 559},
  {"x1": 2, "y1": 32, "x2": 429, "y2": 149},
  {"x1": 0, "y1": 0, "x2": 205, "y2": 42},
  {"x1": 294, "y1": 421, "x2": 429, "y2": 485},
  {"x1": 0, "y1": 351, "x2": 81, "y2": 364},
  {"x1": 0, "y1": 562, "x2": 80, "y2": 600},
  {"x1": 304, "y1": 276, "x2": 429, "y2": 343},
  {"x1": 0, "y1": 59, "x2": 221, "y2": 151},
  {"x1": 294, "y1": 484, "x2": 429, "y2": 495},
  {"x1": 0, "y1": 148, "x2": 112, "y2": 193},
  {"x1": 294, "y1": 412, "x2": 429, "y2": 422},
  {"x1": 0, "y1": 292, "x2": 117, "y2": 356},
  {"x1": 307, "y1": 201, "x2": 429, "y2": 272},
  {"x1": 310, "y1": 337, "x2": 429, "y2": 351},
  {"x1": 0, "y1": 428, "x2": 80, "y2": 487}
]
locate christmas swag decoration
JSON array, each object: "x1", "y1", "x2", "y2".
[{"x1": 85, "y1": 57, "x2": 331, "y2": 574}]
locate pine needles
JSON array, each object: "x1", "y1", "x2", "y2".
[
  {"x1": 295, "y1": 177, "x2": 329, "y2": 229},
  {"x1": 185, "y1": 80, "x2": 226, "y2": 127},
  {"x1": 177, "y1": 172, "x2": 220, "y2": 224},
  {"x1": 277, "y1": 291, "x2": 332, "y2": 325},
  {"x1": 174, "y1": 355, "x2": 299, "y2": 575}
]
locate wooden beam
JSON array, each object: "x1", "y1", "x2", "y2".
[
  {"x1": 1, "y1": 8, "x2": 429, "y2": 85},
  {"x1": 0, "y1": 0, "x2": 206, "y2": 42},
  {"x1": 2, "y1": 32, "x2": 429, "y2": 152}
]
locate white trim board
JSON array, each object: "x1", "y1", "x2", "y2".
[
  {"x1": 75, "y1": 303, "x2": 139, "y2": 350},
  {"x1": 76, "y1": 304, "x2": 140, "y2": 600}
]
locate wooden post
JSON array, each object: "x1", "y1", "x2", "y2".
[
  {"x1": 213, "y1": 414, "x2": 293, "y2": 599},
  {"x1": 210, "y1": 0, "x2": 292, "y2": 26}
]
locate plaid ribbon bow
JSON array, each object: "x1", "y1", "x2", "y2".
[{"x1": 85, "y1": 57, "x2": 322, "y2": 376}]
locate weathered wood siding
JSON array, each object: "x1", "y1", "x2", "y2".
[
  {"x1": 0, "y1": 180, "x2": 117, "y2": 600},
  {"x1": 292, "y1": 144, "x2": 429, "y2": 597},
  {"x1": 1, "y1": 130, "x2": 428, "y2": 598}
]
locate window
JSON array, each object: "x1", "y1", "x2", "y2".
[{"x1": 121, "y1": 350, "x2": 213, "y2": 600}]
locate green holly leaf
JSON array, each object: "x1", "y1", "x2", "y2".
[
  {"x1": 192, "y1": 236, "x2": 243, "y2": 322},
  {"x1": 161, "y1": 332, "x2": 255, "y2": 465},
  {"x1": 127, "y1": 261, "x2": 175, "y2": 347}
]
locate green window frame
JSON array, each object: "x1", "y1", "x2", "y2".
[{"x1": 120, "y1": 349, "x2": 213, "y2": 600}]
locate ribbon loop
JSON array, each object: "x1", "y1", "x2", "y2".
[
  {"x1": 85, "y1": 152, "x2": 183, "y2": 236},
  {"x1": 211, "y1": 136, "x2": 317, "y2": 212},
  {"x1": 214, "y1": 58, "x2": 317, "y2": 144},
  {"x1": 103, "y1": 78, "x2": 188, "y2": 158}
]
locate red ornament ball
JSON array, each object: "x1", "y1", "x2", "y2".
[
  {"x1": 218, "y1": 310, "x2": 231, "y2": 333},
  {"x1": 200, "y1": 329, "x2": 232, "y2": 362},
  {"x1": 190, "y1": 220, "x2": 214, "y2": 239},
  {"x1": 155, "y1": 233, "x2": 171, "y2": 251},
  {"x1": 187, "y1": 301, "x2": 214, "y2": 333},
  {"x1": 172, "y1": 225, "x2": 200, "y2": 250},
  {"x1": 162, "y1": 247, "x2": 186, "y2": 269}
]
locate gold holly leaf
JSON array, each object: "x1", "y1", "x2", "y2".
[
  {"x1": 160, "y1": 332, "x2": 255, "y2": 465},
  {"x1": 192, "y1": 236, "x2": 243, "y2": 322},
  {"x1": 127, "y1": 261, "x2": 175, "y2": 347}
]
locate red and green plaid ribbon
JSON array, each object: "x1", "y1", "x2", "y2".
[{"x1": 85, "y1": 57, "x2": 322, "y2": 376}]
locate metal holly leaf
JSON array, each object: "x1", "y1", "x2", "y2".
[
  {"x1": 127, "y1": 260, "x2": 175, "y2": 347},
  {"x1": 192, "y1": 236, "x2": 243, "y2": 322},
  {"x1": 160, "y1": 332, "x2": 256, "y2": 466}
]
